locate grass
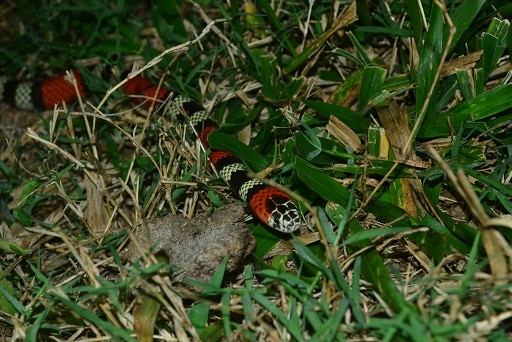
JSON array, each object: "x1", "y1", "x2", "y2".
[{"x1": 1, "y1": 0, "x2": 512, "y2": 340}]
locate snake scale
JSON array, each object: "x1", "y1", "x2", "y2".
[{"x1": 0, "y1": 68, "x2": 302, "y2": 233}]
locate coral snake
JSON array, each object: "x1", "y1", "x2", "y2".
[{"x1": 0, "y1": 68, "x2": 302, "y2": 233}]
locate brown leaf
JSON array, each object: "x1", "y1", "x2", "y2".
[{"x1": 326, "y1": 115, "x2": 362, "y2": 153}]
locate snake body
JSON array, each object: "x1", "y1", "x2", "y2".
[{"x1": 0, "y1": 69, "x2": 301, "y2": 233}]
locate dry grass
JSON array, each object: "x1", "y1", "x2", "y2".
[{"x1": 1, "y1": 0, "x2": 512, "y2": 341}]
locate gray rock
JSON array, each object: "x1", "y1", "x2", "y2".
[{"x1": 122, "y1": 204, "x2": 256, "y2": 285}]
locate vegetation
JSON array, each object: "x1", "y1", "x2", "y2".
[{"x1": 1, "y1": 0, "x2": 512, "y2": 340}]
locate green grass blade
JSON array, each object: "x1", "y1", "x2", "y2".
[
  {"x1": 0, "y1": 273, "x2": 19, "y2": 315},
  {"x1": 418, "y1": 84, "x2": 512, "y2": 138},
  {"x1": 418, "y1": 214, "x2": 471, "y2": 255},
  {"x1": 310, "y1": 296, "x2": 348, "y2": 341},
  {"x1": 302, "y1": 100, "x2": 370, "y2": 133},
  {"x1": 189, "y1": 257, "x2": 230, "y2": 336},
  {"x1": 325, "y1": 203, "x2": 416, "y2": 314},
  {"x1": 461, "y1": 165, "x2": 512, "y2": 198},
  {"x1": 456, "y1": 70, "x2": 475, "y2": 100},
  {"x1": 358, "y1": 236, "x2": 415, "y2": 314},
  {"x1": 341, "y1": 227, "x2": 413, "y2": 247},
  {"x1": 295, "y1": 157, "x2": 350, "y2": 205},
  {"x1": 260, "y1": 54, "x2": 278, "y2": 100},
  {"x1": 0, "y1": 238, "x2": 27, "y2": 256},
  {"x1": 51, "y1": 294, "x2": 137, "y2": 341},
  {"x1": 404, "y1": 0, "x2": 424, "y2": 46},
  {"x1": 257, "y1": 0, "x2": 297, "y2": 56},
  {"x1": 283, "y1": 3, "x2": 357, "y2": 75},
  {"x1": 346, "y1": 31, "x2": 372, "y2": 66},
  {"x1": 251, "y1": 291, "x2": 303, "y2": 340},
  {"x1": 477, "y1": 18, "x2": 510, "y2": 84},
  {"x1": 444, "y1": 0, "x2": 486, "y2": 52},
  {"x1": 415, "y1": 2, "x2": 443, "y2": 123},
  {"x1": 208, "y1": 131, "x2": 269, "y2": 171},
  {"x1": 221, "y1": 292, "x2": 233, "y2": 338},
  {"x1": 359, "y1": 66, "x2": 387, "y2": 112}
]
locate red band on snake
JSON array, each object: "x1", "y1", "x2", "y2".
[{"x1": 0, "y1": 69, "x2": 301, "y2": 233}]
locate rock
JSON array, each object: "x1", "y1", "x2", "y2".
[{"x1": 122, "y1": 204, "x2": 255, "y2": 285}]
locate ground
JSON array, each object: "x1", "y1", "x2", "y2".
[{"x1": 1, "y1": 1, "x2": 512, "y2": 341}]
